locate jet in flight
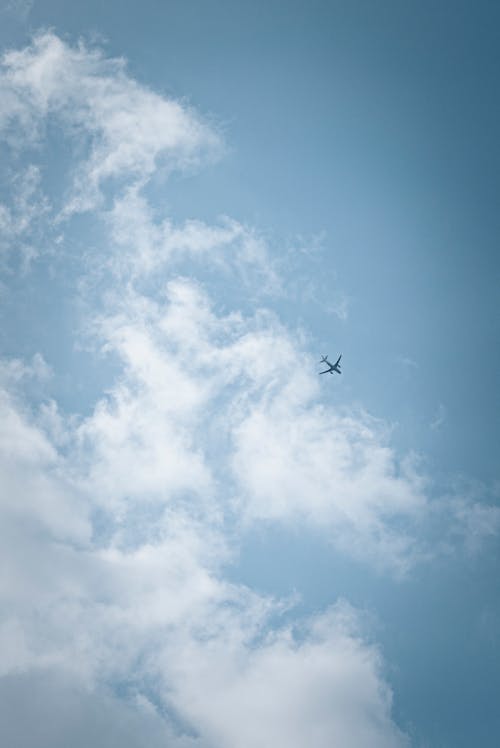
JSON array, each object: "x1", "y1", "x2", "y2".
[{"x1": 319, "y1": 354, "x2": 342, "y2": 375}]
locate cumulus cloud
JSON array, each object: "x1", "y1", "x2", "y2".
[
  {"x1": 81, "y1": 275, "x2": 426, "y2": 572},
  {"x1": 0, "y1": 670, "x2": 203, "y2": 748},
  {"x1": 0, "y1": 368, "x2": 411, "y2": 746},
  {"x1": 231, "y1": 400, "x2": 427, "y2": 573},
  {"x1": 160, "y1": 603, "x2": 409, "y2": 748}
]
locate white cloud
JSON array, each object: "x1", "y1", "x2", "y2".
[
  {"x1": 105, "y1": 185, "x2": 281, "y2": 292},
  {"x1": 430, "y1": 402, "x2": 446, "y2": 431},
  {"x1": 0, "y1": 33, "x2": 279, "y2": 286},
  {"x1": 0, "y1": 371, "x2": 411, "y2": 746},
  {"x1": 162, "y1": 602, "x2": 409, "y2": 748},
  {"x1": 0, "y1": 670, "x2": 204, "y2": 748},
  {"x1": 91, "y1": 276, "x2": 424, "y2": 571},
  {"x1": 0, "y1": 165, "x2": 50, "y2": 267},
  {"x1": 395, "y1": 355, "x2": 418, "y2": 370},
  {"x1": 0, "y1": 286, "x2": 417, "y2": 743},
  {"x1": 0, "y1": 351, "x2": 51, "y2": 385},
  {"x1": 0, "y1": 388, "x2": 87, "y2": 544},
  {"x1": 0, "y1": 32, "x2": 220, "y2": 214},
  {"x1": 447, "y1": 496, "x2": 500, "y2": 553},
  {"x1": 231, "y1": 399, "x2": 427, "y2": 573},
  {"x1": 1, "y1": 0, "x2": 33, "y2": 21},
  {"x1": 79, "y1": 272, "x2": 493, "y2": 574}
]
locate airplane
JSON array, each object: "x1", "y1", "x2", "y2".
[{"x1": 319, "y1": 354, "x2": 342, "y2": 375}]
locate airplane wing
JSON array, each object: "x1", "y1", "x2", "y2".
[
  {"x1": 334, "y1": 354, "x2": 342, "y2": 366},
  {"x1": 319, "y1": 370, "x2": 331, "y2": 375}
]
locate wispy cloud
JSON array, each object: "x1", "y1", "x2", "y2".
[
  {"x1": 395, "y1": 354, "x2": 418, "y2": 370},
  {"x1": 0, "y1": 0, "x2": 33, "y2": 22},
  {"x1": 0, "y1": 32, "x2": 220, "y2": 215},
  {"x1": 430, "y1": 402, "x2": 446, "y2": 431},
  {"x1": 0, "y1": 165, "x2": 50, "y2": 268},
  {"x1": 105, "y1": 185, "x2": 280, "y2": 290}
]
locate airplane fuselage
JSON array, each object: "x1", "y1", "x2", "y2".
[
  {"x1": 319, "y1": 364, "x2": 341, "y2": 375},
  {"x1": 319, "y1": 354, "x2": 342, "y2": 375}
]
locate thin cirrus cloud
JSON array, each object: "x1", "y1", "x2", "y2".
[{"x1": 0, "y1": 31, "x2": 497, "y2": 747}]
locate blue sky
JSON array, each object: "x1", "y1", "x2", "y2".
[{"x1": 0, "y1": 2, "x2": 499, "y2": 746}]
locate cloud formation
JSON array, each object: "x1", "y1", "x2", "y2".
[
  {"x1": 0, "y1": 366, "x2": 410, "y2": 746},
  {"x1": 0, "y1": 32, "x2": 219, "y2": 214},
  {"x1": 1, "y1": 31, "x2": 496, "y2": 747},
  {"x1": 0, "y1": 165, "x2": 50, "y2": 267}
]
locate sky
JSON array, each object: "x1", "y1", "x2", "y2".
[{"x1": 0, "y1": 2, "x2": 499, "y2": 747}]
